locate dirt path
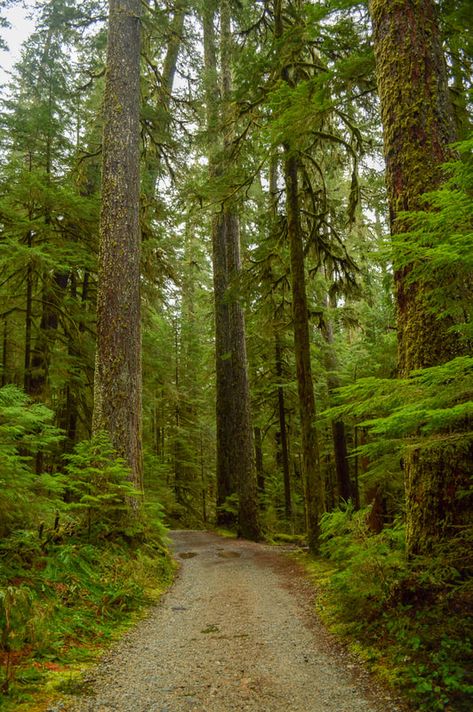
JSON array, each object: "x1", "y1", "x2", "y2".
[{"x1": 52, "y1": 531, "x2": 404, "y2": 712}]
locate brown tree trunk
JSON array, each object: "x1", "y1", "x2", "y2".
[
  {"x1": 28, "y1": 271, "x2": 69, "y2": 400},
  {"x1": 273, "y1": 0, "x2": 323, "y2": 551},
  {"x1": 92, "y1": 0, "x2": 143, "y2": 494},
  {"x1": 284, "y1": 153, "x2": 323, "y2": 552},
  {"x1": 370, "y1": 0, "x2": 471, "y2": 556},
  {"x1": 23, "y1": 233, "x2": 33, "y2": 393},
  {"x1": 254, "y1": 426, "x2": 265, "y2": 495},
  {"x1": 275, "y1": 333, "x2": 292, "y2": 521},
  {"x1": 269, "y1": 158, "x2": 292, "y2": 521},
  {"x1": 202, "y1": 3, "x2": 236, "y2": 526},
  {"x1": 322, "y1": 293, "x2": 351, "y2": 503},
  {"x1": 225, "y1": 210, "x2": 259, "y2": 540},
  {"x1": 202, "y1": 1, "x2": 260, "y2": 539},
  {"x1": 221, "y1": 0, "x2": 260, "y2": 540}
]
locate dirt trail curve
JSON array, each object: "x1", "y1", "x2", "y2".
[{"x1": 53, "y1": 530, "x2": 405, "y2": 712}]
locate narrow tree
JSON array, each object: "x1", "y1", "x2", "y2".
[
  {"x1": 92, "y1": 0, "x2": 143, "y2": 492},
  {"x1": 274, "y1": 0, "x2": 324, "y2": 552},
  {"x1": 202, "y1": 0, "x2": 235, "y2": 525}
]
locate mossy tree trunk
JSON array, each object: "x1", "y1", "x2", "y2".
[
  {"x1": 202, "y1": 1, "x2": 236, "y2": 527},
  {"x1": 275, "y1": 332, "x2": 292, "y2": 520},
  {"x1": 202, "y1": 0, "x2": 260, "y2": 539},
  {"x1": 284, "y1": 152, "x2": 323, "y2": 553},
  {"x1": 269, "y1": 158, "x2": 292, "y2": 521},
  {"x1": 322, "y1": 291, "x2": 351, "y2": 503},
  {"x1": 220, "y1": 0, "x2": 260, "y2": 540},
  {"x1": 92, "y1": 0, "x2": 143, "y2": 494},
  {"x1": 274, "y1": 0, "x2": 323, "y2": 552},
  {"x1": 370, "y1": 0, "x2": 471, "y2": 556}
]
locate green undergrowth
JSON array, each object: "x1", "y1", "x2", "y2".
[
  {"x1": 301, "y1": 505, "x2": 473, "y2": 711},
  {"x1": 212, "y1": 527, "x2": 238, "y2": 539},
  {"x1": 0, "y1": 387, "x2": 175, "y2": 711},
  {"x1": 0, "y1": 537, "x2": 175, "y2": 711}
]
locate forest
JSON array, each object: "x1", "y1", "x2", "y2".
[{"x1": 0, "y1": 0, "x2": 472, "y2": 710}]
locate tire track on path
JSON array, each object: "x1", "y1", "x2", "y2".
[{"x1": 53, "y1": 530, "x2": 405, "y2": 712}]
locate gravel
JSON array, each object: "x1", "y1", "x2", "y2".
[{"x1": 51, "y1": 530, "x2": 407, "y2": 712}]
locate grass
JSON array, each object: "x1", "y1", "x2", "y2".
[{"x1": 0, "y1": 536, "x2": 176, "y2": 711}]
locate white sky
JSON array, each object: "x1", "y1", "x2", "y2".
[{"x1": 0, "y1": 4, "x2": 35, "y2": 87}]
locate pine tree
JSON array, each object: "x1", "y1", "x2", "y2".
[
  {"x1": 92, "y1": 0, "x2": 143, "y2": 495},
  {"x1": 370, "y1": 0, "x2": 472, "y2": 556}
]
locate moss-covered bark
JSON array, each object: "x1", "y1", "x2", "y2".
[
  {"x1": 370, "y1": 0, "x2": 471, "y2": 556},
  {"x1": 93, "y1": 0, "x2": 143, "y2": 493},
  {"x1": 370, "y1": 0, "x2": 457, "y2": 374},
  {"x1": 202, "y1": 0, "x2": 260, "y2": 539},
  {"x1": 274, "y1": 0, "x2": 323, "y2": 552},
  {"x1": 202, "y1": 2, "x2": 236, "y2": 526},
  {"x1": 220, "y1": 0, "x2": 260, "y2": 540},
  {"x1": 284, "y1": 152, "x2": 323, "y2": 553}
]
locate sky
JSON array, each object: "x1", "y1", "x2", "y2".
[{"x1": 0, "y1": 4, "x2": 35, "y2": 87}]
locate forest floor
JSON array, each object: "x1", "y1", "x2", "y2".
[{"x1": 45, "y1": 530, "x2": 409, "y2": 712}]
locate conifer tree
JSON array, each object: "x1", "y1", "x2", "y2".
[
  {"x1": 92, "y1": 0, "x2": 143, "y2": 494},
  {"x1": 201, "y1": 0, "x2": 260, "y2": 539},
  {"x1": 370, "y1": 0, "x2": 472, "y2": 556}
]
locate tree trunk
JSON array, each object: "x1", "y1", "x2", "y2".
[
  {"x1": 23, "y1": 233, "x2": 33, "y2": 393},
  {"x1": 269, "y1": 157, "x2": 292, "y2": 521},
  {"x1": 28, "y1": 271, "x2": 69, "y2": 400},
  {"x1": 284, "y1": 153, "x2": 323, "y2": 552},
  {"x1": 202, "y1": 4, "x2": 236, "y2": 526},
  {"x1": 92, "y1": 0, "x2": 143, "y2": 494},
  {"x1": 275, "y1": 333, "x2": 292, "y2": 520},
  {"x1": 370, "y1": 0, "x2": 471, "y2": 556},
  {"x1": 202, "y1": 1, "x2": 260, "y2": 539},
  {"x1": 273, "y1": 0, "x2": 323, "y2": 551},
  {"x1": 220, "y1": 0, "x2": 260, "y2": 540},
  {"x1": 225, "y1": 211, "x2": 260, "y2": 540},
  {"x1": 322, "y1": 293, "x2": 351, "y2": 503},
  {"x1": 254, "y1": 426, "x2": 265, "y2": 495}
]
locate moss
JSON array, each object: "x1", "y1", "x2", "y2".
[{"x1": 370, "y1": 0, "x2": 469, "y2": 557}]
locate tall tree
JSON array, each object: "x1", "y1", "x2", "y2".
[
  {"x1": 370, "y1": 0, "x2": 471, "y2": 555},
  {"x1": 202, "y1": 0, "x2": 235, "y2": 525},
  {"x1": 92, "y1": 0, "x2": 143, "y2": 493},
  {"x1": 220, "y1": 0, "x2": 260, "y2": 540},
  {"x1": 201, "y1": 0, "x2": 260, "y2": 538},
  {"x1": 274, "y1": 0, "x2": 324, "y2": 552}
]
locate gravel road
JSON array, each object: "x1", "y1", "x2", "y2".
[{"x1": 52, "y1": 530, "x2": 405, "y2": 712}]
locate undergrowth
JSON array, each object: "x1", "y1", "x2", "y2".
[
  {"x1": 0, "y1": 387, "x2": 174, "y2": 710},
  {"x1": 304, "y1": 504, "x2": 473, "y2": 711}
]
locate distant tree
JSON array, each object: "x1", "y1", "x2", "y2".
[{"x1": 201, "y1": 0, "x2": 260, "y2": 539}]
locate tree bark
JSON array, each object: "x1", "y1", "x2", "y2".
[
  {"x1": 275, "y1": 332, "x2": 292, "y2": 520},
  {"x1": 28, "y1": 271, "x2": 69, "y2": 400},
  {"x1": 254, "y1": 426, "x2": 265, "y2": 495},
  {"x1": 269, "y1": 158, "x2": 292, "y2": 521},
  {"x1": 322, "y1": 292, "x2": 351, "y2": 503},
  {"x1": 220, "y1": 0, "x2": 260, "y2": 540},
  {"x1": 284, "y1": 153, "x2": 323, "y2": 552},
  {"x1": 202, "y1": 0, "x2": 260, "y2": 539},
  {"x1": 202, "y1": 2, "x2": 236, "y2": 527},
  {"x1": 273, "y1": 0, "x2": 323, "y2": 551},
  {"x1": 92, "y1": 0, "x2": 143, "y2": 494},
  {"x1": 370, "y1": 0, "x2": 471, "y2": 556}
]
